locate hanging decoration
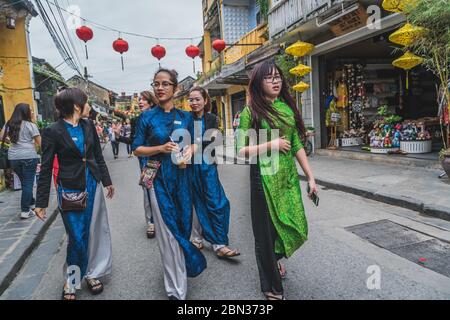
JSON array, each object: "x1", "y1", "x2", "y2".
[
  {"x1": 113, "y1": 37, "x2": 129, "y2": 71},
  {"x1": 185, "y1": 45, "x2": 200, "y2": 74},
  {"x1": 293, "y1": 82, "x2": 310, "y2": 93},
  {"x1": 285, "y1": 41, "x2": 315, "y2": 57},
  {"x1": 289, "y1": 64, "x2": 312, "y2": 77},
  {"x1": 212, "y1": 39, "x2": 226, "y2": 53},
  {"x1": 392, "y1": 51, "x2": 423, "y2": 89},
  {"x1": 151, "y1": 44, "x2": 166, "y2": 67},
  {"x1": 76, "y1": 25, "x2": 94, "y2": 60},
  {"x1": 382, "y1": 0, "x2": 417, "y2": 13},
  {"x1": 388, "y1": 23, "x2": 425, "y2": 47}
]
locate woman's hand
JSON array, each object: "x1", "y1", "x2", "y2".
[
  {"x1": 160, "y1": 142, "x2": 179, "y2": 154},
  {"x1": 307, "y1": 179, "x2": 318, "y2": 199},
  {"x1": 34, "y1": 208, "x2": 47, "y2": 221},
  {"x1": 113, "y1": 124, "x2": 122, "y2": 135},
  {"x1": 271, "y1": 137, "x2": 291, "y2": 154},
  {"x1": 105, "y1": 185, "x2": 115, "y2": 199},
  {"x1": 182, "y1": 145, "x2": 193, "y2": 163}
]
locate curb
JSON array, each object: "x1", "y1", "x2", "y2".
[
  {"x1": 0, "y1": 206, "x2": 60, "y2": 296},
  {"x1": 298, "y1": 174, "x2": 450, "y2": 222}
]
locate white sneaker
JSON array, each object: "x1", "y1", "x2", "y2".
[{"x1": 20, "y1": 210, "x2": 35, "y2": 220}]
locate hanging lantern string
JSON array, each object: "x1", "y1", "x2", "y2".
[{"x1": 46, "y1": 0, "x2": 202, "y2": 41}]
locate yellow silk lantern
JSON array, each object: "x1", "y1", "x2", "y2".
[
  {"x1": 392, "y1": 51, "x2": 423, "y2": 89},
  {"x1": 382, "y1": 0, "x2": 417, "y2": 13},
  {"x1": 285, "y1": 41, "x2": 315, "y2": 57},
  {"x1": 389, "y1": 23, "x2": 425, "y2": 47},
  {"x1": 289, "y1": 64, "x2": 312, "y2": 77},
  {"x1": 293, "y1": 82, "x2": 310, "y2": 93}
]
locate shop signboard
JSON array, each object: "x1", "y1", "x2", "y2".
[
  {"x1": 329, "y1": 5, "x2": 369, "y2": 37},
  {"x1": 331, "y1": 113, "x2": 341, "y2": 123}
]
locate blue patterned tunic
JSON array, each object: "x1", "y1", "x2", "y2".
[{"x1": 133, "y1": 106, "x2": 206, "y2": 277}]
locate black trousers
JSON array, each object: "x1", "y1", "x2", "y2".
[
  {"x1": 111, "y1": 141, "x2": 120, "y2": 157},
  {"x1": 250, "y1": 164, "x2": 283, "y2": 295}
]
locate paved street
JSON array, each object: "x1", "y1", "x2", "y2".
[{"x1": 1, "y1": 145, "x2": 450, "y2": 300}]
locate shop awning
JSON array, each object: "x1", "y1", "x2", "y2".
[{"x1": 91, "y1": 103, "x2": 109, "y2": 117}]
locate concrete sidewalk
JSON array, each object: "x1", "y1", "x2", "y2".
[
  {"x1": 298, "y1": 155, "x2": 450, "y2": 222},
  {"x1": 216, "y1": 135, "x2": 450, "y2": 222},
  {"x1": 0, "y1": 187, "x2": 58, "y2": 296}
]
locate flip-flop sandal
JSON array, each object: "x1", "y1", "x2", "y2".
[
  {"x1": 216, "y1": 247, "x2": 240, "y2": 259},
  {"x1": 86, "y1": 278, "x2": 104, "y2": 295},
  {"x1": 61, "y1": 285, "x2": 76, "y2": 301},
  {"x1": 265, "y1": 293, "x2": 285, "y2": 300},
  {"x1": 191, "y1": 239, "x2": 204, "y2": 250},
  {"x1": 147, "y1": 224, "x2": 155, "y2": 239}
]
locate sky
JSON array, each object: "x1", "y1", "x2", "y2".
[{"x1": 29, "y1": 0, "x2": 204, "y2": 95}]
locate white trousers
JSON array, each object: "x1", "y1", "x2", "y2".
[{"x1": 149, "y1": 187, "x2": 187, "y2": 300}]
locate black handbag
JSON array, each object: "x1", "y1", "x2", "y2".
[
  {"x1": 59, "y1": 146, "x2": 88, "y2": 212},
  {"x1": 0, "y1": 126, "x2": 10, "y2": 170}
]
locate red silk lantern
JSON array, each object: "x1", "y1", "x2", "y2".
[
  {"x1": 186, "y1": 45, "x2": 200, "y2": 73},
  {"x1": 151, "y1": 45, "x2": 166, "y2": 60},
  {"x1": 151, "y1": 45, "x2": 166, "y2": 67},
  {"x1": 76, "y1": 26, "x2": 93, "y2": 59},
  {"x1": 212, "y1": 39, "x2": 226, "y2": 53},
  {"x1": 185, "y1": 45, "x2": 200, "y2": 59},
  {"x1": 113, "y1": 38, "x2": 129, "y2": 71}
]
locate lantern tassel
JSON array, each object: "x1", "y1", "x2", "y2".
[
  {"x1": 121, "y1": 55, "x2": 124, "y2": 71},
  {"x1": 406, "y1": 70, "x2": 409, "y2": 90},
  {"x1": 85, "y1": 44, "x2": 89, "y2": 60},
  {"x1": 193, "y1": 60, "x2": 196, "y2": 74}
]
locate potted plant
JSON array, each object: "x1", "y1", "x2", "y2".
[
  {"x1": 406, "y1": 0, "x2": 450, "y2": 165},
  {"x1": 306, "y1": 126, "x2": 316, "y2": 135}
]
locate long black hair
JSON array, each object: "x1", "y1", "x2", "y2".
[
  {"x1": 248, "y1": 60, "x2": 306, "y2": 142},
  {"x1": 6, "y1": 103, "x2": 32, "y2": 144}
]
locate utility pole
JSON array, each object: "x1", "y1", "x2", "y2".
[{"x1": 84, "y1": 66, "x2": 92, "y2": 95}]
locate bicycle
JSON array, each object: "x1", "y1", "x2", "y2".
[{"x1": 305, "y1": 131, "x2": 314, "y2": 156}]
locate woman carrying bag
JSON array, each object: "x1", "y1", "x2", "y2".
[
  {"x1": 0, "y1": 103, "x2": 41, "y2": 219},
  {"x1": 133, "y1": 68, "x2": 206, "y2": 300},
  {"x1": 35, "y1": 87, "x2": 115, "y2": 300}
]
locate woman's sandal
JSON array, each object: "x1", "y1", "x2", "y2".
[
  {"x1": 216, "y1": 247, "x2": 240, "y2": 259},
  {"x1": 85, "y1": 278, "x2": 104, "y2": 295},
  {"x1": 147, "y1": 224, "x2": 155, "y2": 239},
  {"x1": 264, "y1": 292, "x2": 285, "y2": 300},
  {"x1": 278, "y1": 262, "x2": 287, "y2": 279},
  {"x1": 61, "y1": 285, "x2": 76, "y2": 301},
  {"x1": 191, "y1": 239, "x2": 204, "y2": 250}
]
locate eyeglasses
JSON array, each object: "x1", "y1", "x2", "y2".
[
  {"x1": 264, "y1": 75, "x2": 282, "y2": 84},
  {"x1": 151, "y1": 81, "x2": 175, "y2": 90}
]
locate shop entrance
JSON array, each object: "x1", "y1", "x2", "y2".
[
  {"x1": 319, "y1": 33, "x2": 442, "y2": 160},
  {"x1": 231, "y1": 91, "x2": 246, "y2": 121}
]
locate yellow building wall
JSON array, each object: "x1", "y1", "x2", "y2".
[{"x1": 0, "y1": 16, "x2": 35, "y2": 121}]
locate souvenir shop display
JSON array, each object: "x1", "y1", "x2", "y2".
[
  {"x1": 368, "y1": 106, "x2": 402, "y2": 154},
  {"x1": 399, "y1": 121, "x2": 433, "y2": 154}
]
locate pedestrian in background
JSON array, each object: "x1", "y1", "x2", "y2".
[
  {"x1": 236, "y1": 60, "x2": 318, "y2": 300},
  {"x1": 114, "y1": 90, "x2": 159, "y2": 239},
  {"x1": 121, "y1": 119, "x2": 133, "y2": 158},
  {"x1": 0, "y1": 103, "x2": 41, "y2": 219},
  {"x1": 188, "y1": 86, "x2": 240, "y2": 259},
  {"x1": 109, "y1": 121, "x2": 120, "y2": 159},
  {"x1": 133, "y1": 69, "x2": 206, "y2": 300},
  {"x1": 35, "y1": 87, "x2": 115, "y2": 301}
]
